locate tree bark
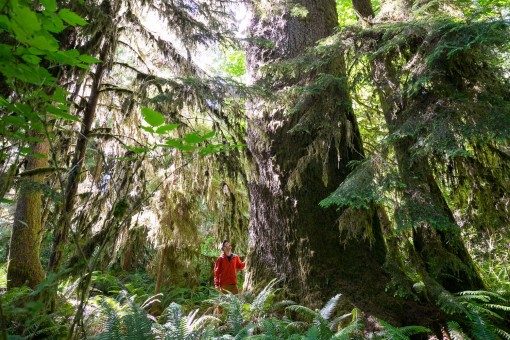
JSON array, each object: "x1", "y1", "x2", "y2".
[
  {"x1": 155, "y1": 246, "x2": 167, "y2": 294},
  {"x1": 7, "y1": 139, "x2": 48, "y2": 289},
  {"x1": 244, "y1": 0, "x2": 437, "y2": 325}
]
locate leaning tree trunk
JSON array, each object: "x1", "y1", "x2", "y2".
[
  {"x1": 7, "y1": 138, "x2": 48, "y2": 289},
  {"x1": 245, "y1": 0, "x2": 437, "y2": 325}
]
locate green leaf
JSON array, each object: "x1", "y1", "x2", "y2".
[
  {"x1": 22, "y1": 54, "x2": 41, "y2": 64},
  {"x1": 0, "y1": 198, "x2": 14, "y2": 204},
  {"x1": 184, "y1": 130, "x2": 215, "y2": 144},
  {"x1": 40, "y1": 0, "x2": 57, "y2": 12},
  {"x1": 28, "y1": 47, "x2": 45, "y2": 55},
  {"x1": 12, "y1": 6, "x2": 41, "y2": 36},
  {"x1": 141, "y1": 107, "x2": 165, "y2": 127},
  {"x1": 51, "y1": 86, "x2": 68, "y2": 103},
  {"x1": 164, "y1": 139, "x2": 197, "y2": 151},
  {"x1": 140, "y1": 125, "x2": 154, "y2": 133},
  {"x1": 78, "y1": 54, "x2": 102, "y2": 64},
  {"x1": 27, "y1": 32, "x2": 59, "y2": 52},
  {"x1": 1, "y1": 115, "x2": 26, "y2": 126},
  {"x1": 41, "y1": 12, "x2": 65, "y2": 33},
  {"x1": 58, "y1": 9, "x2": 87, "y2": 27},
  {"x1": 46, "y1": 105, "x2": 80, "y2": 122},
  {"x1": 0, "y1": 15, "x2": 9, "y2": 30},
  {"x1": 155, "y1": 124, "x2": 179, "y2": 134}
]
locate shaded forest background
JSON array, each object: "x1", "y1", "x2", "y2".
[{"x1": 0, "y1": 0, "x2": 509, "y2": 338}]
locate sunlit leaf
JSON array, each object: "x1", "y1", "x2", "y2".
[
  {"x1": 141, "y1": 107, "x2": 165, "y2": 127},
  {"x1": 155, "y1": 124, "x2": 179, "y2": 134},
  {"x1": 58, "y1": 9, "x2": 87, "y2": 27},
  {"x1": 79, "y1": 54, "x2": 102, "y2": 63}
]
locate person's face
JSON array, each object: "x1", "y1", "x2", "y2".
[{"x1": 223, "y1": 242, "x2": 232, "y2": 252}]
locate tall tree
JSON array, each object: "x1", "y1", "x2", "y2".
[
  {"x1": 244, "y1": 0, "x2": 435, "y2": 324},
  {"x1": 7, "y1": 139, "x2": 48, "y2": 289},
  {"x1": 352, "y1": 0, "x2": 484, "y2": 292}
]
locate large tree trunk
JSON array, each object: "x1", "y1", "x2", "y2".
[
  {"x1": 350, "y1": 0, "x2": 483, "y2": 292},
  {"x1": 7, "y1": 139, "x2": 48, "y2": 289},
  {"x1": 244, "y1": 0, "x2": 437, "y2": 325},
  {"x1": 370, "y1": 32, "x2": 483, "y2": 294}
]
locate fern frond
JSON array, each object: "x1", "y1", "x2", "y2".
[
  {"x1": 457, "y1": 294, "x2": 491, "y2": 303},
  {"x1": 332, "y1": 321, "x2": 364, "y2": 340},
  {"x1": 376, "y1": 318, "x2": 410, "y2": 340},
  {"x1": 328, "y1": 312, "x2": 352, "y2": 331},
  {"x1": 320, "y1": 294, "x2": 341, "y2": 320},
  {"x1": 457, "y1": 291, "x2": 507, "y2": 303},
  {"x1": 466, "y1": 310, "x2": 499, "y2": 340},
  {"x1": 484, "y1": 303, "x2": 510, "y2": 312},
  {"x1": 495, "y1": 328, "x2": 510, "y2": 340},
  {"x1": 140, "y1": 293, "x2": 163, "y2": 309},
  {"x1": 446, "y1": 321, "x2": 467, "y2": 340},
  {"x1": 250, "y1": 279, "x2": 280, "y2": 317},
  {"x1": 286, "y1": 304, "x2": 318, "y2": 321},
  {"x1": 397, "y1": 325, "x2": 431, "y2": 336},
  {"x1": 269, "y1": 300, "x2": 296, "y2": 312}
]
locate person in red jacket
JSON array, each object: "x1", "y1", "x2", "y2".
[{"x1": 214, "y1": 239, "x2": 246, "y2": 294}]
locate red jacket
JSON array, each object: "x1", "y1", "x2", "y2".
[{"x1": 214, "y1": 253, "x2": 245, "y2": 287}]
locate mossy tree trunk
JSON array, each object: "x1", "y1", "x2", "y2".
[
  {"x1": 244, "y1": 0, "x2": 438, "y2": 325},
  {"x1": 7, "y1": 139, "x2": 48, "y2": 289},
  {"x1": 353, "y1": 0, "x2": 483, "y2": 291},
  {"x1": 372, "y1": 53, "x2": 484, "y2": 292}
]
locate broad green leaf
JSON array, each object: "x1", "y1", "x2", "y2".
[
  {"x1": 0, "y1": 198, "x2": 14, "y2": 204},
  {"x1": 0, "y1": 46, "x2": 14, "y2": 65},
  {"x1": 141, "y1": 107, "x2": 165, "y2": 127},
  {"x1": 79, "y1": 54, "x2": 102, "y2": 63},
  {"x1": 140, "y1": 125, "x2": 154, "y2": 133},
  {"x1": 0, "y1": 15, "x2": 9, "y2": 30},
  {"x1": 155, "y1": 124, "x2": 179, "y2": 134},
  {"x1": 46, "y1": 105, "x2": 80, "y2": 122},
  {"x1": 64, "y1": 49, "x2": 80, "y2": 58},
  {"x1": 46, "y1": 50, "x2": 80, "y2": 65},
  {"x1": 52, "y1": 87, "x2": 68, "y2": 103},
  {"x1": 12, "y1": 6, "x2": 41, "y2": 35},
  {"x1": 164, "y1": 139, "x2": 197, "y2": 151},
  {"x1": 40, "y1": 0, "x2": 57, "y2": 12},
  {"x1": 41, "y1": 12, "x2": 65, "y2": 33},
  {"x1": 27, "y1": 32, "x2": 59, "y2": 51},
  {"x1": 28, "y1": 47, "x2": 45, "y2": 55},
  {"x1": 22, "y1": 54, "x2": 41, "y2": 64},
  {"x1": 58, "y1": 9, "x2": 87, "y2": 27},
  {"x1": 184, "y1": 130, "x2": 215, "y2": 144}
]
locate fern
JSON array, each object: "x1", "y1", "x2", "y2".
[
  {"x1": 376, "y1": 318, "x2": 430, "y2": 340},
  {"x1": 320, "y1": 294, "x2": 341, "y2": 320},
  {"x1": 249, "y1": 279, "x2": 280, "y2": 318},
  {"x1": 332, "y1": 322, "x2": 364, "y2": 340},
  {"x1": 161, "y1": 302, "x2": 219, "y2": 339},
  {"x1": 441, "y1": 290, "x2": 510, "y2": 339},
  {"x1": 93, "y1": 292, "x2": 155, "y2": 339}
]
